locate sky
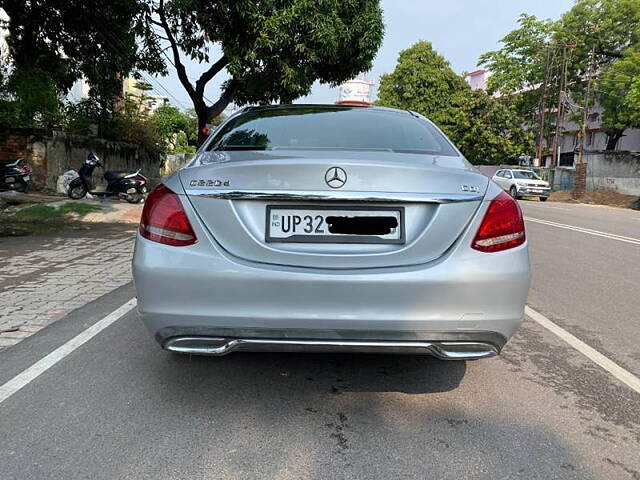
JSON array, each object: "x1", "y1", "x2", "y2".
[{"x1": 148, "y1": 0, "x2": 575, "y2": 111}]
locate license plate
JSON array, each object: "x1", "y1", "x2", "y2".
[
  {"x1": 266, "y1": 205, "x2": 405, "y2": 244},
  {"x1": 5, "y1": 176, "x2": 15, "y2": 183}
]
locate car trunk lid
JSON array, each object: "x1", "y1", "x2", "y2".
[{"x1": 180, "y1": 150, "x2": 487, "y2": 269}]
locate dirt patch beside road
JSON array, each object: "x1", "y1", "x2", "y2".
[{"x1": 549, "y1": 189, "x2": 638, "y2": 209}]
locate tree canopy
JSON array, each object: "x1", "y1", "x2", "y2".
[
  {"x1": 376, "y1": 42, "x2": 533, "y2": 164},
  {"x1": 1, "y1": 0, "x2": 163, "y2": 110},
  {"x1": 599, "y1": 48, "x2": 640, "y2": 148},
  {"x1": 376, "y1": 41, "x2": 468, "y2": 132},
  {"x1": 479, "y1": 0, "x2": 640, "y2": 154},
  {"x1": 146, "y1": 0, "x2": 384, "y2": 143}
]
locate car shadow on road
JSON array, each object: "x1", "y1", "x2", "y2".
[{"x1": 164, "y1": 351, "x2": 466, "y2": 394}]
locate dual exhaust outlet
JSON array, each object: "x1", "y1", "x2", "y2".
[{"x1": 163, "y1": 336, "x2": 499, "y2": 360}]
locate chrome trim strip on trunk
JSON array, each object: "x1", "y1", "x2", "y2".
[
  {"x1": 184, "y1": 189, "x2": 483, "y2": 204},
  {"x1": 163, "y1": 336, "x2": 499, "y2": 360}
]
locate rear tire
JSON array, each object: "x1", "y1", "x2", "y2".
[
  {"x1": 509, "y1": 186, "x2": 519, "y2": 200},
  {"x1": 126, "y1": 185, "x2": 147, "y2": 204},
  {"x1": 68, "y1": 181, "x2": 87, "y2": 200},
  {"x1": 539, "y1": 196, "x2": 548, "y2": 202}
]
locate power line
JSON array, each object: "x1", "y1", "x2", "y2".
[
  {"x1": 76, "y1": 11, "x2": 189, "y2": 109},
  {"x1": 154, "y1": 34, "x2": 218, "y2": 106}
]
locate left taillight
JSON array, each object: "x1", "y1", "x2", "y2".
[{"x1": 139, "y1": 184, "x2": 197, "y2": 247}]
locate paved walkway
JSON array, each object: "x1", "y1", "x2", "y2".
[{"x1": 0, "y1": 225, "x2": 135, "y2": 351}]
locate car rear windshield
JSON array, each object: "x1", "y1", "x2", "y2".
[
  {"x1": 513, "y1": 170, "x2": 540, "y2": 179},
  {"x1": 206, "y1": 106, "x2": 459, "y2": 156}
]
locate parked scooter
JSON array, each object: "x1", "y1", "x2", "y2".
[
  {"x1": 67, "y1": 153, "x2": 148, "y2": 203},
  {"x1": 0, "y1": 158, "x2": 32, "y2": 192}
]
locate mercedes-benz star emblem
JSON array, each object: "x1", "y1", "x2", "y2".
[{"x1": 325, "y1": 167, "x2": 347, "y2": 189}]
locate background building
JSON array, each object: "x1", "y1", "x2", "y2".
[{"x1": 466, "y1": 69, "x2": 491, "y2": 91}]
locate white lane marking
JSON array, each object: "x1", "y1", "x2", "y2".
[
  {"x1": 522, "y1": 204, "x2": 571, "y2": 211},
  {"x1": 0, "y1": 299, "x2": 137, "y2": 405},
  {"x1": 526, "y1": 217, "x2": 640, "y2": 245},
  {"x1": 525, "y1": 306, "x2": 640, "y2": 395}
]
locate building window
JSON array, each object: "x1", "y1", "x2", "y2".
[{"x1": 558, "y1": 152, "x2": 575, "y2": 167}]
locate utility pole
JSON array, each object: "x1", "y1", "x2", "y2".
[
  {"x1": 536, "y1": 47, "x2": 552, "y2": 163},
  {"x1": 573, "y1": 44, "x2": 596, "y2": 199},
  {"x1": 551, "y1": 46, "x2": 567, "y2": 169}
]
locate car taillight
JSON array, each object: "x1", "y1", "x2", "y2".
[
  {"x1": 139, "y1": 184, "x2": 197, "y2": 247},
  {"x1": 471, "y1": 191, "x2": 525, "y2": 253}
]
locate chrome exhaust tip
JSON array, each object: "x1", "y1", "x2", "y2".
[{"x1": 163, "y1": 337, "x2": 499, "y2": 360}]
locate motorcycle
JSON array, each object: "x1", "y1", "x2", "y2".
[
  {"x1": 67, "y1": 153, "x2": 148, "y2": 204},
  {"x1": 0, "y1": 158, "x2": 32, "y2": 192}
]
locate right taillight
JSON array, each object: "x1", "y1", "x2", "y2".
[
  {"x1": 139, "y1": 184, "x2": 197, "y2": 247},
  {"x1": 471, "y1": 191, "x2": 525, "y2": 253}
]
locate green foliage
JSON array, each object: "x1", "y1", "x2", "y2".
[
  {"x1": 2, "y1": 0, "x2": 164, "y2": 111},
  {"x1": 152, "y1": 104, "x2": 191, "y2": 140},
  {"x1": 376, "y1": 41, "x2": 469, "y2": 132},
  {"x1": 0, "y1": 68, "x2": 63, "y2": 128},
  {"x1": 479, "y1": 15, "x2": 557, "y2": 142},
  {"x1": 449, "y1": 91, "x2": 535, "y2": 163},
  {"x1": 150, "y1": 105, "x2": 225, "y2": 153},
  {"x1": 148, "y1": 0, "x2": 384, "y2": 143},
  {"x1": 599, "y1": 48, "x2": 640, "y2": 146},
  {"x1": 376, "y1": 42, "x2": 533, "y2": 163},
  {"x1": 479, "y1": 15, "x2": 554, "y2": 96},
  {"x1": 479, "y1": 0, "x2": 640, "y2": 152},
  {"x1": 63, "y1": 100, "x2": 102, "y2": 135},
  {"x1": 100, "y1": 96, "x2": 165, "y2": 156},
  {"x1": 173, "y1": 131, "x2": 196, "y2": 154}
]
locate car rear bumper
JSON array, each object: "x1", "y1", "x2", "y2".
[
  {"x1": 133, "y1": 224, "x2": 530, "y2": 358},
  {"x1": 517, "y1": 187, "x2": 551, "y2": 197}
]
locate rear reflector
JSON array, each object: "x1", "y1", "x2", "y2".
[
  {"x1": 139, "y1": 184, "x2": 197, "y2": 247},
  {"x1": 472, "y1": 191, "x2": 525, "y2": 253}
]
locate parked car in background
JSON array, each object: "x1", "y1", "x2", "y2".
[
  {"x1": 492, "y1": 168, "x2": 550, "y2": 201},
  {"x1": 133, "y1": 104, "x2": 531, "y2": 361}
]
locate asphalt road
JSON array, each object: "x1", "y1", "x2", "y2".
[{"x1": 1, "y1": 201, "x2": 640, "y2": 479}]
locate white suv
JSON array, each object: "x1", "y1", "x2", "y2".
[{"x1": 492, "y1": 169, "x2": 550, "y2": 201}]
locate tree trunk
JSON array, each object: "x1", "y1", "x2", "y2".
[
  {"x1": 197, "y1": 113, "x2": 209, "y2": 147},
  {"x1": 195, "y1": 96, "x2": 234, "y2": 147},
  {"x1": 605, "y1": 129, "x2": 624, "y2": 151}
]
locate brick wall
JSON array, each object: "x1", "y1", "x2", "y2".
[
  {"x1": 0, "y1": 128, "x2": 162, "y2": 189},
  {"x1": 0, "y1": 129, "x2": 49, "y2": 184}
]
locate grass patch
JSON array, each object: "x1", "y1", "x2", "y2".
[
  {"x1": 1, "y1": 202, "x2": 103, "y2": 237},
  {"x1": 15, "y1": 202, "x2": 102, "y2": 221}
]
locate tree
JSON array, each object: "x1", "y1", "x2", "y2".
[
  {"x1": 479, "y1": 0, "x2": 640, "y2": 153},
  {"x1": 376, "y1": 41, "x2": 469, "y2": 133},
  {"x1": 376, "y1": 41, "x2": 533, "y2": 163},
  {"x1": 145, "y1": 0, "x2": 384, "y2": 144},
  {"x1": 479, "y1": 14, "x2": 560, "y2": 157},
  {"x1": 599, "y1": 49, "x2": 640, "y2": 149},
  {"x1": 152, "y1": 104, "x2": 191, "y2": 140},
  {"x1": 1, "y1": 0, "x2": 164, "y2": 111},
  {"x1": 449, "y1": 91, "x2": 535, "y2": 163}
]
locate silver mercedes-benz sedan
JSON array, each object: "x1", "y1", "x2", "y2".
[{"x1": 132, "y1": 104, "x2": 530, "y2": 360}]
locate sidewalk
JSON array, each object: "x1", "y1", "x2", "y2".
[{"x1": 0, "y1": 224, "x2": 136, "y2": 351}]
